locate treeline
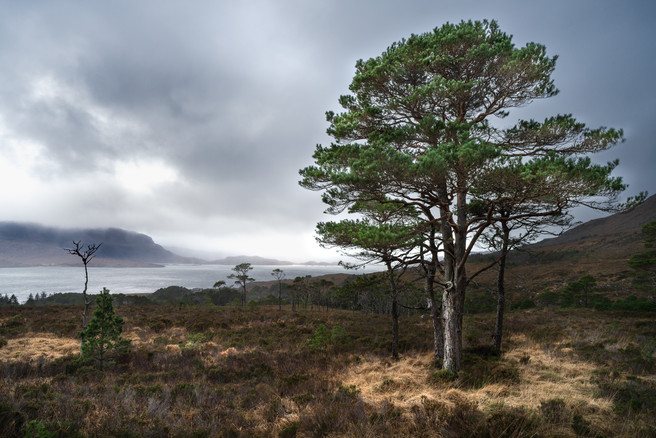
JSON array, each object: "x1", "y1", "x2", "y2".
[
  {"x1": 511, "y1": 274, "x2": 656, "y2": 312},
  {"x1": 4, "y1": 271, "x2": 654, "y2": 313}
]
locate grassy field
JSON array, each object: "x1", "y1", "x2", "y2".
[{"x1": 1, "y1": 304, "x2": 655, "y2": 437}]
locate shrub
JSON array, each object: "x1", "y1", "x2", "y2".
[
  {"x1": 511, "y1": 299, "x2": 535, "y2": 310},
  {"x1": 560, "y1": 275, "x2": 597, "y2": 308},
  {"x1": 612, "y1": 296, "x2": 656, "y2": 312},
  {"x1": 307, "y1": 324, "x2": 347, "y2": 351},
  {"x1": 24, "y1": 420, "x2": 56, "y2": 438},
  {"x1": 536, "y1": 290, "x2": 560, "y2": 306},
  {"x1": 0, "y1": 314, "x2": 26, "y2": 336},
  {"x1": 330, "y1": 324, "x2": 347, "y2": 342},
  {"x1": 464, "y1": 289, "x2": 496, "y2": 314},
  {"x1": 590, "y1": 293, "x2": 612, "y2": 310}
]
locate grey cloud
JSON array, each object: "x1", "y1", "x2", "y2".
[{"x1": 0, "y1": 0, "x2": 654, "y2": 260}]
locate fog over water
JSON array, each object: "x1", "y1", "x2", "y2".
[{"x1": 0, "y1": 264, "x2": 376, "y2": 304}]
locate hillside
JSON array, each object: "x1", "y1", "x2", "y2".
[
  {"x1": 0, "y1": 223, "x2": 200, "y2": 267},
  {"x1": 531, "y1": 194, "x2": 656, "y2": 251},
  {"x1": 468, "y1": 195, "x2": 656, "y2": 297}
]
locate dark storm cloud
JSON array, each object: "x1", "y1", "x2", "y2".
[{"x1": 0, "y1": 0, "x2": 654, "y2": 259}]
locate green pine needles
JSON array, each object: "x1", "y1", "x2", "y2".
[{"x1": 79, "y1": 288, "x2": 131, "y2": 370}]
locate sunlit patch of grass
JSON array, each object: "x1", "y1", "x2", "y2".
[
  {"x1": 341, "y1": 353, "x2": 436, "y2": 409},
  {"x1": 0, "y1": 333, "x2": 79, "y2": 362}
]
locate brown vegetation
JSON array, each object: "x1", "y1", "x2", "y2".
[{"x1": 0, "y1": 305, "x2": 654, "y2": 437}]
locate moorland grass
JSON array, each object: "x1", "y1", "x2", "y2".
[{"x1": 0, "y1": 305, "x2": 654, "y2": 437}]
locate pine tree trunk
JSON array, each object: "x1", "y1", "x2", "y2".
[
  {"x1": 493, "y1": 219, "x2": 510, "y2": 354},
  {"x1": 385, "y1": 259, "x2": 400, "y2": 360},
  {"x1": 391, "y1": 297, "x2": 399, "y2": 359},
  {"x1": 278, "y1": 282, "x2": 282, "y2": 311},
  {"x1": 425, "y1": 262, "x2": 443, "y2": 360},
  {"x1": 442, "y1": 284, "x2": 459, "y2": 372},
  {"x1": 442, "y1": 187, "x2": 467, "y2": 373},
  {"x1": 493, "y1": 261, "x2": 506, "y2": 354}
]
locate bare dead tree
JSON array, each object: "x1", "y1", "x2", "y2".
[{"x1": 65, "y1": 241, "x2": 102, "y2": 349}]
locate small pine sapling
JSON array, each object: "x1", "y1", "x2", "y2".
[{"x1": 79, "y1": 288, "x2": 131, "y2": 369}]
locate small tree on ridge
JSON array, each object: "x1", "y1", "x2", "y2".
[
  {"x1": 228, "y1": 263, "x2": 255, "y2": 307},
  {"x1": 271, "y1": 268, "x2": 286, "y2": 310}
]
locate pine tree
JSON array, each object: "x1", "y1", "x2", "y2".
[
  {"x1": 79, "y1": 288, "x2": 131, "y2": 370},
  {"x1": 227, "y1": 263, "x2": 254, "y2": 308},
  {"x1": 300, "y1": 20, "x2": 626, "y2": 372}
]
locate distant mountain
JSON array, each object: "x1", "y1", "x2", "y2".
[
  {"x1": 299, "y1": 260, "x2": 339, "y2": 266},
  {"x1": 210, "y1": 255, "x2": 295, "y2": 266},
  {"x1": 0, "y1": 222, "x2": 338, "y2": 268},
  {"x1": 0, "y1": 223, "x2": 201, "y2": 267}
]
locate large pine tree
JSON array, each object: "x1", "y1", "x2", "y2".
[{"x1": 301, "y1": 20, "x2": 626, "y2": 372}]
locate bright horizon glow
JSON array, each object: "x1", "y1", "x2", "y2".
[{"x1": 114, "y1": 160, "x2": 179, "y2": 194}]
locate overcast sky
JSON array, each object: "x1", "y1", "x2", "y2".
[{"x1": 0, "y1": 1, "x2": 654, "y2": 262}]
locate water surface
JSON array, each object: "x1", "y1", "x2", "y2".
[{"x1": 0, "y1": 264, "x2": 367, "y2": 303}]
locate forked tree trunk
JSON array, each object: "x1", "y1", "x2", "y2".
[
  {"x1": 442, "y1": 187, "x2": 467, "y2": 373},
  {"x1": 422, "y1": 221, "x2": 444, "y2": 360}
]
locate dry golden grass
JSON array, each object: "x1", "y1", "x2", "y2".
[
  {"x1": 339, "y1": 309, "x2": 656, "y2": 437},
  {"x1": 342, "y1": 353, "x2": 436, "y2": 408},
  {"x1": 0, "y1": 333, "x2": 78, "y2": 362},
  {"x1": 341, "y1": 345, "x2": 614, "y2": 419}
]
